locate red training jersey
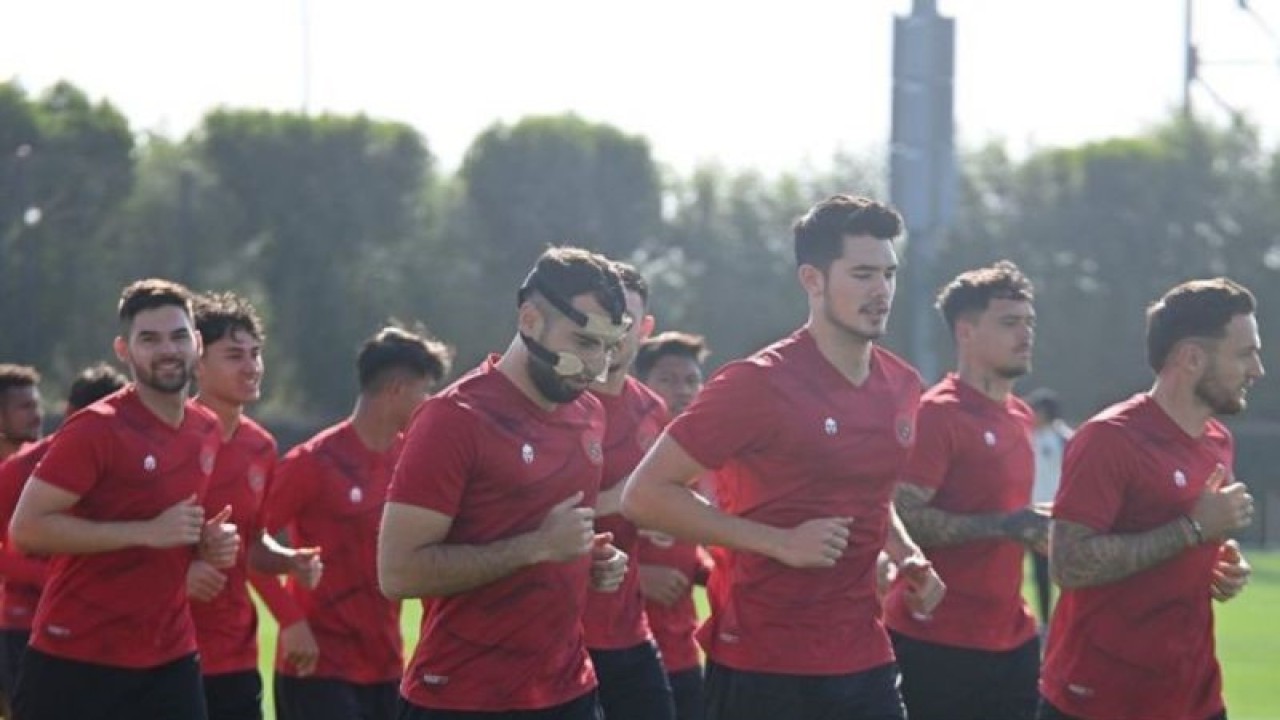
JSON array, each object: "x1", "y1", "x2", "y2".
[
  {"x1": 583, "y1": 377, "x2": 667, "y2": 650},
  {"x1": 190, "y1": 416, "x2": 277, "y2": 675},
  {"x1": 667, "y1": 329, "x2": 924, "y2": 676},
  {"x1": 29, "y1": 387, "x2": 220, "y2": 668},
  {"x1": 261, "y1": 420, "x2": 403, "y2": 683},
  {"x1": 0, "y1": 437, "x2": 55, "y2": 630},
  {"x1": 885, "y1": 374, "x2": 1039, "y2": 650},
  {"x1": 390, "y1": 357, "x2": 605, "y2": 712},
  {"x1": 1041, "y1": 394, "x2": 1229, "y2": 720},
  {"x1": 637, "y1": 531, "x2": 710, "y2": 673}
]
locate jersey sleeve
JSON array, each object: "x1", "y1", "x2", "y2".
[
  {"x1": 249, "y1": 570, "x2": 306, "y2": 628},
  {"x1": 30, "y1": 412, "x2": 111, "y2": 498},
  {"x1": 665, "y1": 361, "x2": 776, "y2": 471},
  {"x1": 1052, "y1": 422, "x2": 1130, "y2": 531},
  {"x1": 260, "y1": 448, "x2": 315, "y2": 535},
  {"x1": 388, "y1": 399, "x2": 477, "y2": 518},
  {"x1": 898, "y1": 399, "x2": 954, "y2": 491}
]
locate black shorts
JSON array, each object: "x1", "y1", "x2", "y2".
[
  {"x1": 13, "y1": 647, "x2": 206, "y2": 720},
  {"x1": 891, "y1": 631, "x2": 1040, "y2": 720},
  {"x1": 274, "y1": 674, "x2": 398, "y2": 720},
  {"x1": 588, "y1": 641, "x2": 675, "y2": 720},
  {"x1": 667, "y1": 667, "x2": 704, "y2": 720},
  {"x1": 1035, "y1": 697, "x2": 1228, "y2": 720},
  {"x1": 0, "y1": 629, "x2": 30, "y2": 697},
  {"x1": 203, "y1": 669, "x2": 263, "y2": 720},
  {"x1": 703, "y1": 659, "x2": 906, "y2": 720},
  {"x1": 396, "y1": 690, "x2": 602, "y2": 719}
]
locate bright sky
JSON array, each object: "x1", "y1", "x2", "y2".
[{"x1": 5, "y1": 0, "x2": 1279, "y2": 174}]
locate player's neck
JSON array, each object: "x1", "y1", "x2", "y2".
[
  {"x1": 0, "y1": 439, "x2": 20, "y2": 462},
  {"x1": 350, "y1": 395, "x2": 401, "y2": 452},
  {"x1": 806, "y1": 316, "x2": 874, "y2": 385},
  {"x1": 496, "y1": 339, "x2": 559, "y2": 412},
  {"x1": 134, "y1": 383, "x2": 187, "y2": 428},
  {"x1": 955, "y1": 362, "x2": 1016, "y2": 403},
  {"x1": 1148, "y1": 378, "x2": 1214, "y2": 438},
  {"x1": 195, "y1": 394, "x2": 243, "y2": 441}
]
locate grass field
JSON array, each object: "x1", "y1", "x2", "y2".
[{"x1": 253, "y1": 550, "x2": 1280, "y2": 719}]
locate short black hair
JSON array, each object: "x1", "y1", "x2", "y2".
[
  {"x1": 793, "y1": 194, "x2": 904, "y2": 272},
  {"x1": 517, "y1": 246, "x2": 628, "y2": 322},
  {"x1": 635, "y1": 331, "x2": 710, "y2": 381},
  {"x1": 357, "y1": 324, "x2": 454, "y2": 393},
  {"x1": 1024, "y1": 387, "x2": 1061, "y2": 421},
  {"x1": 118, "y1": 278, "x2": 194, "y2": 331},
  {"x1": 1146, "y1": 278, "x2": 1256, "y2": 373},
  {"x1": 194, "y1": 291, "x2": 266, "y2": 346},
  {"x1": 935, "y1": 261, "x2": 1035, "y2": 334},
  {"x1": 612, "y1": 261, "x2": 649, "y2": 306},
  {"x1": 67, "y1": 363, "x2": 127, "y2": 411}
]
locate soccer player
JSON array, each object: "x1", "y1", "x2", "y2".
[
  {"x1": 264, "y1": 324, "x2": 452, "y2": 720},
  {"x1": 379, "y1": 246, "x2": 632, "y2": 719},
  {"x1": 584, "y1": 263, "x2": 676, "y2": 720},
  {"x1": 888, "y1": 261, "x2": 1046, "y2": 720},
  {"x1": 633, "y1": 331, "x2": 714, "y2": 720},
  {"x1": 8, "y1": 278, "x2": 240, "y2": 720},
  {"x1": 188, "y1": 291, "x2": 324, "y2": 720},
  {"x1": 622, "y1": 194, "x2": 945, "y2": 720},
  {"x1": 0, "y1": 365, "x2": 43, "y2": 461},
  {"x1": 0, "y1": 363, "x2": 126, "y2": 705},
  {"x1": 1025, "y1": 387, "x2": 1072, "y2": 626},
  {"x1": 1038, "y1": 278, "x2": 1260, "y2": 720}
]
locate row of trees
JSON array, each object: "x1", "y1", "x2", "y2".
[{"x1": 3, "y1": 81, "x2": 1279, "y2": 438}]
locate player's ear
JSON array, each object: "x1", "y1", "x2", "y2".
[
  {"x1": 112, "y1": 335, "x2": 129, "y2": 364},
  {"x1": 797, "y1": 264, "x2": 824, "y2": 299}
]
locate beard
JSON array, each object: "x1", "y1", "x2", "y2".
[
  {"x1": 526, "y1": 352, "x2": 587, "y2": 404},
  {"x1": 134, "y1": 356, "x2": 193, "y2": 395},
  {"x1": 823, "y1": 297, "x2": 885, "y2": 342},
  {"x1": 1194, "y1": 369, "x2": 1245, "y2": 415},
  {"x1": 993, "y1": 361, "x2": 1031, "y2": 380}
]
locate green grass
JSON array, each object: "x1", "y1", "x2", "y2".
[{"x1": 253, "y1": 551, "x2": 1280, "y2": 719}]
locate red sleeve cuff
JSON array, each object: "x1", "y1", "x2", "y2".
[{"x1": 249, "y1": 571, "x2": 306, "y2": 628}]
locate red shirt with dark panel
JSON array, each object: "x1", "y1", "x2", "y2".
[
  {"x1": 637, "y1": 532, "x2": 711, "y2": 673},
  {"x1": 666, "y1": 329, "x2": 924, "y2": 676},
  {"x1": 0, "y1": 436, "x2": 55, "y2": 631},
  {"x1": 190, "y1": 416, "x2": 277, "y2": 676},
  {"x1": 29, "y1": 387, "x2": 221, "y2": 668},
  {"x1": 583, "y1": 377, "x2": 667, "y2": 650},
  {"x1": 885, "y1": 374, "x2": 1039, "y2": 650},
  {"x1": 261, "y1": 420, "x2": 403, "y2": 684},
  {"x1": 1041, "y1": 394, "x2": 1231, "y2": 720},
  {"x1": 390, "y1": 358, "x2": 606, "y2": 712}
]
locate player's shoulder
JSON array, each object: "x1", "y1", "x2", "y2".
[
  {"x1": 281, "y1": 421, "x2": 346, "y2": 462},
  {"x1": 624, "y1": 376, "x2": 668, "y2": 416},
  {"x1": 185, "y1": 399, "x2": 222, "y2": 433},
  {"x1": 1071, "y1": 395, "x2": 1147, "y2": 446},
  {"x1": 871, "y1": 345, "x2": 925, "y2": 388},
  {"x1": 236, "y1": 416, "x2": 279, "y2": 455}
]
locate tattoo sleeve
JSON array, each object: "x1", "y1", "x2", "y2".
[
  {"x1": 894, "y1": 483, "x2": 1009, "y2": 548},
  {"x1": 1050, "y1": 518, "x2": 1193, "y2": 589}
]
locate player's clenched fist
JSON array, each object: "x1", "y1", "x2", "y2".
[
  {"x1": 537, "y1": 491, "x2": 596, "y2": 563},
  {"x1": 147, "y1": 494, "x2": 205, "y2": 548},
  {"x1": 773, "y1": 517, "x2": 854, "y2": 568}
]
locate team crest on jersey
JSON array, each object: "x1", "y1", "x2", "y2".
[
  {"x1": 824, "y1": 417, "x2": 838, "y2": 436},
  {"x1": 521, "y1": 443, "x2": 535, "y2": 465},
  {"x1": 200, "y1": 447, "x2": 217, "y2": 476},
  {"x1": 895, "y1": 416, "x2": 915, "y2": 447},
  {"x1": 248, "y1": 465, "x2": 266, "y2": 494},
  {"x1": 143, "y1": 454, "x2": 157, "y2": 472},
  {"x1": 583, "y1": 435, "x2": 604, "y2": 466}
]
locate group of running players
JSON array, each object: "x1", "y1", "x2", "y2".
[{"x1": 0, "y1": 193, "x2": 1262, "y2": 720}]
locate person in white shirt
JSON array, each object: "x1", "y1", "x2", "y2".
[{"x1": 1025, "y1": 388, "x2": 1072, "y2": 627}]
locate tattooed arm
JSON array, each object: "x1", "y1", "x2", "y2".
[
  {"x1": 1049, "y1": 517, "x2": 1194, "y2": 589},
  {"x1": 894, "y1": 482, "x2": 1049, "y2": 550}
]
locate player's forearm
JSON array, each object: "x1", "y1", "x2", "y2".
[
  {"x1": 595, "y1": 482, "x2": 625, "y2": 518},
  {"x1": 1050, "y1": 518, "x2": 1193, "y2": 589},
  {"x1": 884, "y1": 504, "x2": 925, "y2": 563},
  {"x1": 894, "y1": 484, "x2": 1007, "y2": 548},
  {"x1": 11, "y1": 512, "x2": 153, "y2": 555},
  {"x1": 379, "y1": 532, "x2": 544, "y2": 600},
  {"x1": 248, "y1": 531, "x2": 296, "y2": 575},
  {"x1": 623, "y1": 476, "x2": 783, "y2": 559}
]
